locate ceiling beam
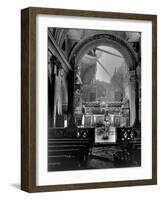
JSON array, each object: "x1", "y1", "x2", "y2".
[
  {"x1": 95, "y1": 47, "x2": 123, "y2": 58},
  {"x1": 48, "y1": 30, "x2": 72, "y2": 72},
  {"x1": 96, "y1": 58, "x2": 111, "y2": 78}
]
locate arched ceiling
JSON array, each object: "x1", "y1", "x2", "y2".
[
  {"x1": 53, "y1": 28, "x2": 139, "y2": 71},
  {"x1": 69, "y1": 33, "x2": 138, "y2": 71}
]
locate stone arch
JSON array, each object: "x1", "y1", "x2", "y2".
[
  {"x1": 67, "y1": 33, "x2": 139, "y2": 127},
  {"x1": 54, "y1": 29, "x2": 138, "y2": 70},
  {"x1": 69, "y1": 33, "x2": 138, "y2": 70}
]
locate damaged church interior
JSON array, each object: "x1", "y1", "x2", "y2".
[{"x1": 48, "y1": 27, "x2": 141, "y2": 171}]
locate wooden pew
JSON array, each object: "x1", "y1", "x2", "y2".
[
  {"x1": 48, "y1": 127, "x2": 95, "y2": 171},
  {"x1": 113, "y1": 128, "x2": 141, "y2": 165}
]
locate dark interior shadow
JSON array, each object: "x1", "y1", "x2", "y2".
[{"x1": 10, "y1": 183, "x2": 20, "y2": 189}]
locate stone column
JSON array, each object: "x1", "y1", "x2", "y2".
[
  {"x1": 128, "y1": 70, "x2": 140, "y2": 128},
  {"x1": 67, "y1": 54, "x2": 77, "y2": 127}
]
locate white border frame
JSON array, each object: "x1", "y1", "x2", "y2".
[{"x1": 36, "y1": 14, "x2": 152, "y2": 186}]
